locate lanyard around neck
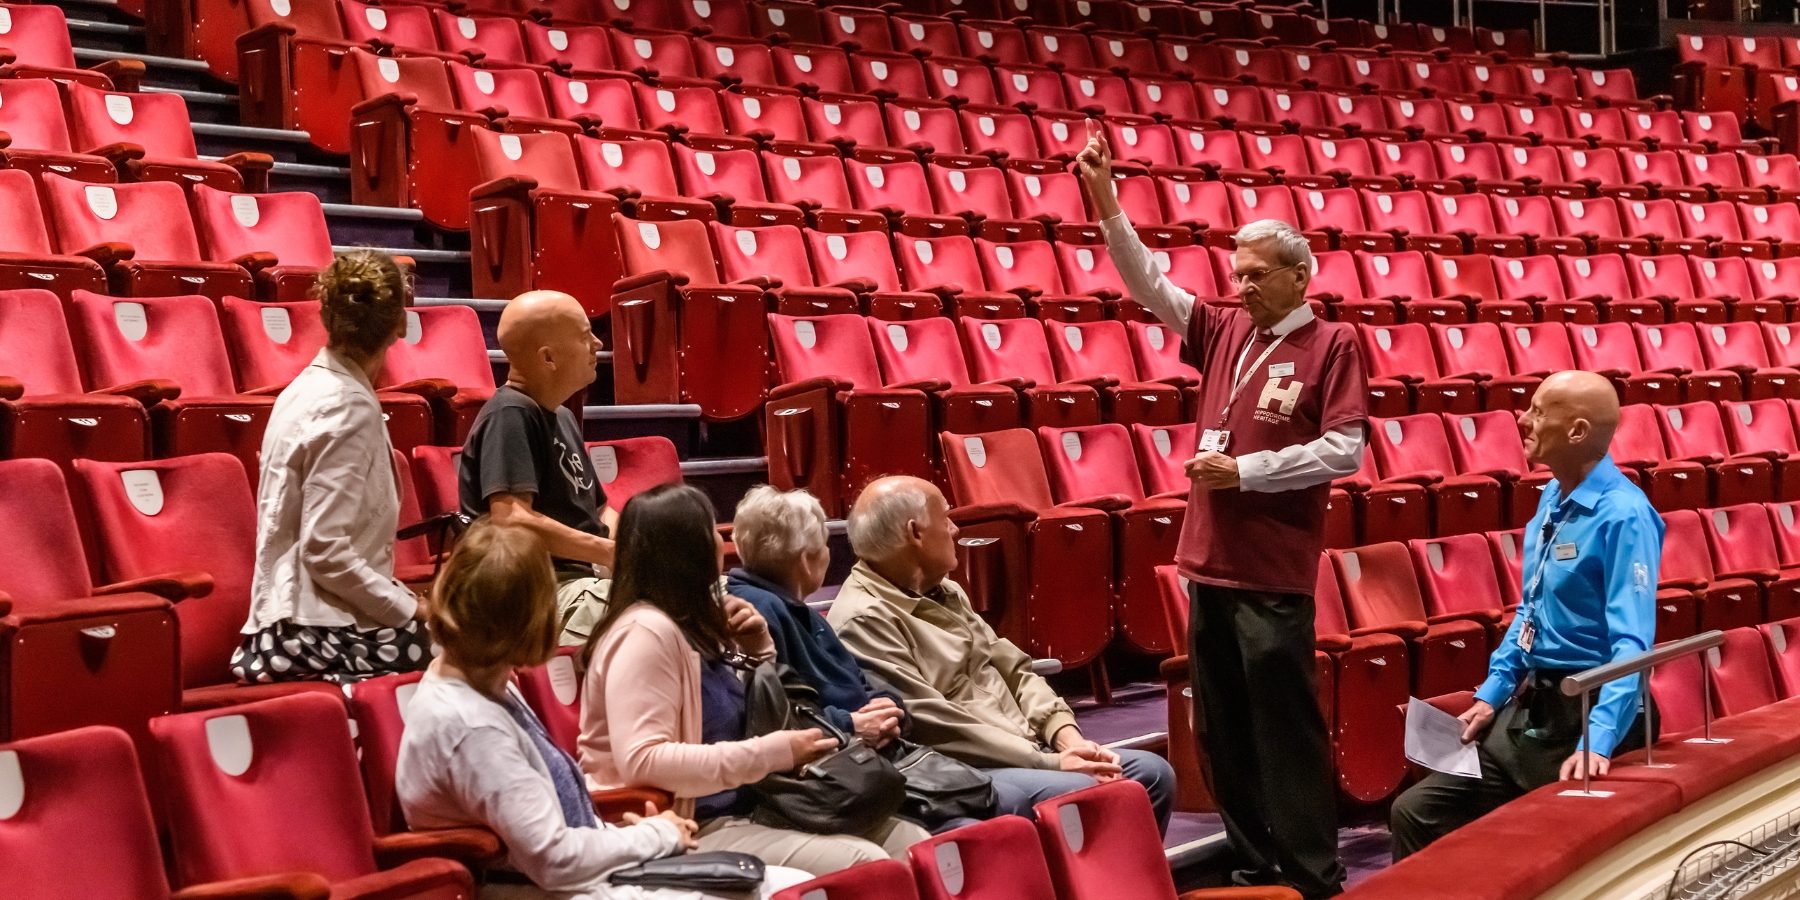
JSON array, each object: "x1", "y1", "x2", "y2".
[
  {"x1": 1522, "y1": 497, "x2": 1577, "y2": 617},
  {"x1": 1215, "y1": 329, "x2": 1289, "y2": 428}
]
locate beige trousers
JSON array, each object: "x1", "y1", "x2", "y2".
[{"x1": 695, "y1": 815, "x2": 930, "y2": 877}]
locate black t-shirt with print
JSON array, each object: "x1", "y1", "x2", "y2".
[{"x1": 459, "y1": 385, "x2": 608, "y2": 575}]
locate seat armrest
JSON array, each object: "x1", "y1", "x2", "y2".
[
  {"x1": 232, "y1": 250, "x2": 280, "y2": 274},
  {"x1": 1723, "y1": 567, "x2": 1781, "y2": 584},
  {"x1": 1177, "y1": 888, "x2": 1304, "y2": 900},
  {"x1": 1384, "y1": 471, "x2": 1445, "y2": 487},
  {"x1": 380, "y1": 379, "x2": 459, "y2": 401},
  {"x1": 591, "y1": 786, "x2": 675, "y2": 821},
  {"x1": 97, "y1": 378, "x2": 181, "y2": 404},
  {"x1": 397, "y1": 512, "x2": 472, "y2": 541},
  {"x1": 1160, "y1": 654, "x2": 1188, "y2": 680},
  {"x1": 90, "y1": 58, "x2": 147, "y2": 92},
  {"x1": 1153, "y1": 374, "x2": 1200, "y2": 389},
  {"x1": 984, "y1": 375, "x2": 1036, "y2": 391},
  {"x1": 94, "y1": 571, "x2": 215, "y2": 601},
  {"x1": 471, "y1": 174, "x2": 542, "y2": 201},
  {"x1": 1149, "y1": 488, "x2": 1189, "y2": 501},
  {"x1": 76, "y1": 241, "x2": 137, "y2": 266},
  {"x1": 948, "y1": 501, "x2": 1036, "y2": 525},
  {"x1": 90, "y1": 141, "x2": 147, "y2": 164},
  {"x1": 171, "y1": 872, "x2": 332, "y2": 900},
  {"x1": 217, "y1": 152, "x2": 276, "y2": 192},
  {"x1": 769, "y1": 375, "x2": 850, "y2": 400},
  {"x1": 373, "y1": 827, "x2": 505, "y2": 869},
  {"x1": 1058, "y1": 494, "x2": 1134, "y2": 512},
  {"x1": 0, "y1": 375, "x2": 21, "y2": 401},
  {"x1": 890, "y1": 377, "x2": 951, "y2": 392},
  {"x1": 1427, "y1": 610, "x2": 1501, "y2": 627},
  {"x1": 1352, "y1": 621, "x2": 1427, "y2": 640},
  {"x1": 1313, "y1": 634, "x2": 1354, "y2": 654},
  {"x1": 612, "y1": 269, "x2": 686, "y2": 294},
  {"x1": 351, "y1": 91, "x2": 421, "y2": 118},
  {"x1": 1069, "y1": 374, "x2": 1120, "y2": 390}
]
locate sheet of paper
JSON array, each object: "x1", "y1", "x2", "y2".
[{"x1": 1404, "y1": 697, "x2": 1482, "y2": 779}]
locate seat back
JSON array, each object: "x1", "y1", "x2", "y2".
[
  {"x1": 1361, "y1": 324, "x2": 1444, "y2": 381},
  {"x1": 341, "y1": 0, "x2": 439, "y2": 51},
  {"x1": 807, "y1": 228, "x2": 903, "y2": 294},
  {"x1": 67, "y1": 291, "x2": 239, "y2": 396},
  {"x1": 1709, "y1": 627, "x2": 1778, "y2": 718},
  {"x1": 765, "y1": 146, "x2": 857, "y2": 210},
  {"x1": 1036, "y1": 424, "x2": 1149, "y2": 503},
  {"x1": 434, "y1": 11, "x2": 526, "y2": 63},
  {"x1": 410, "y1": 445, "x2": 462, "y2": 518},
  {"x1": 768, "y1": 313, "x2": 885, "y2": 390},
  {"x1": 1758, "y1": 617, "x2": 1800, "y2": 699},
  {"x1": 0, "y1": 726, "x2": 169, "y2": 899},
  {"x1": 192, "y1": 186, "x2": 336, "y2": 269},
  {"x1": 1408, "y1": 533, "x2": 1507, "y2": 618},
  {"x1": 1648, "y1": 649, "x2": 1707, "y2": 737},
  {"x1": 1044, "y1": 320, "x2": 1141, "y2": 383},
  {"x1": 243, "y1": 0, "x2": 344, "y2": 36},
  {"x1": 672, "y1": 141, "x2": 768, "y2": 202},
  {"x1": 513, "y1": 645, "x2": 584, "y2": 755},
  {"x1": 1634, "y1": 323, "x2": 1708, "y2": 373},
  {"x1": 1611, "y1": 403, "x2": 1671, "y2": 466},
  {"x1": 219, "y1": 297, "x2": 328, "y2": 391},
  {"x1": 1702, "y1": 503, "x2": 1784, "y2": 575},
  {"x1": 977, "y1": 238, "x2": 1068, "y2": 296},
  {"x1": 1432, "y1": 323, "x2": 1517, "y2": 381},
  {"x1": 0, "y1": 169, "x2": 56, "y2": 257},
  {"x1": 1492, "y1": 255, "x2": 1567, "y2": 304},
  {"x1": 1722, "y1": 400, "x2": 1799, "y2": 456},
  {"x1": 940, "y1": 428, "x2": 1058, "y2": 510},
  {"x1": 894, "y1": 233, "x2": 986, "y2": 295},
  {"x1": 1569, "y1": 322, "x2": 1644, "y2": 375},
  {"x1": 773, "y1": 860, "x2": 919, "y2": 900},
  {"x1": 524, "y1": 23, "x2": 614, "y2": 73},
  {"x1": 1429, "y1": 253, "x2": 1500, "y2": 304},
  {"x1": 0, "y1": 77, "x2": 76, "y2": 152},
  {"x1": 150, "y1": 693, "x2": 378, "y2": 887},
  {"x1": 1660, "y1": 509, "x2": 1719, "y2": 586},
  {"x1": 1488, "y1": 528, "x2": 1524, "y2": 598},
  {"x1": 1331, "y1": 542, "x2": 1430, "y2": 627},
  {"x1": 1444, "y1": 410, "x2": 1531, "y2": 478},
  {"x1": 345, "y1": 670, "x2": 426, "y2": 835},
  {"x1": 1055, "y1": 242, "x2": 1125, "y2": 298},
  {"x1": 0, "y1": 288, "x2": 86, "y2": 395},
  {"x1": 1033, "y1": 781, "x2": 1179, "y2": 900},
  {"x1": 379, "y1": 306, "x2": 500, "y2": 394},
  {"x1": 1368, "y1": 414, "x2": 1458, "y2": 480},
  {"x1": 575, "y1": 134, "x2": 680, "y2": 197},
  {"x1": 710, "y1": 222, "x2": 817, "y2": 293},
  {"x1": 1125, "y1": 320, "x2": 1196, "y2": 383},
  {"x1": 1658, "y1": 401, "x2": 1732, "y2": 461},
  {"x1": 471, "y1": 128, "x2": 583, "y2": 193},
  {"x1": 585, "y1": 436, "x2": 684, "y2": 514},
  {"x1": 0, "y1": 458, "x2": 96, "y2": 604},
  {"x1": 1501, "y1": 322, "x2": 1577, "y2": 377},
  {"x1": 1769, "y1": 501, "x2": 1800, "y2": 568},
  {"x1": 1353, "y1": 251, "x2": 1433, "y2": 301},
  {"x1": 43, "y1": 176, "x2": 206, "y2": 263},
  {"x1": 1130, "y1": 422, "x2": 1194, "y2": 496},
  {"x1": 959, "y1": 316, "x2": 1061, "y2": 386},
  {"x1": 75, "y1": 453, "x2": 255, "y2": 689},
  {"x1": 1003, "y1": 167, "x2": 1086, "y2": 224},
  {"x1": 65, "y1": 83, "x2": 201, "y2": 159},
  {"x1": 868, "y1": 316, "x2": 974, "y2": 388},
  {"x1": 909, "y1": 815, "x2": 1058, "y2": 900},
  {"x1": 351, "y1": 49, "x2": 455, "y2": 109}
]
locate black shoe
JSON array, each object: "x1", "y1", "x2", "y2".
[{"x1": 1230, "y1": 868, "x2": 1283, "y2": 887}]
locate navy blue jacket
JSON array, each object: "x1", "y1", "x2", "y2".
[{"x1": 726, "y1": 568, "x2": 905, "y2": 735}]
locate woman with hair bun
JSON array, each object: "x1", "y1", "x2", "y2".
[{"x1": 233, "y1": 250, "x2": 433, "y2": 684}]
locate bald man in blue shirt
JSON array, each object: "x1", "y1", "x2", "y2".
[{"x1": 1390, "y1": 370, "x2": 1662, "y2": 860}]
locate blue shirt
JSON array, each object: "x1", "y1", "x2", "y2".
[
  {"x1": 1472, "y1": 456, "x2": 1662, "y2": 758},
  {"x1": 694, "y1": 655, "x2": 751, "y2": 821},
  {"x1": 727, "y1": 568, "x2": 904, "y2": 736}
]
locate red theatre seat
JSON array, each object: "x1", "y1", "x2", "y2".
[
  {"x1": 0, "y1": 77, "x2": 119, "y2": 184},
  {"x1": 190, "y1": 186, "x2": 337, "y2": 301},
  {"x1": 1330, "y1": 542, "x2": 1490, "y2": 698},
  {"x1": 1658, "y1": 402, "x2": 1776, "y2": 508},
  {"x1": 0, "y1": 459, "x2": 180, "y2": 744},
  {"x1": 763, "y1": 313, "x2": 935, "y2": 517},
  {"x1": 1708, "y1": 626, "x2": 1779, "y2": 718},
  {"x1": 64, "y1": 83, "x2": 271, "y2": 193},
  {"x1": 940, "y1": 428, "x2": 1115, "y2": 669},
  {"x1": 1443, "y1": 409, "x2": 1552, "y2": 527},
  {"x1": 958, "y1": 316, "x2": 1104, "y2": 429},
  {"x1": 1036, "y1": 423, "x2": 1185, "y2": 655},
  {"x1": 1043, "y1": 320, "x2": 1187, "y2": 425},
  {"x1": 866, "y1": 315, "x2": 1025, "y2": 437},
  {"x1": 1758, "y1": 617, "x2": 1800, "y2": 697},
  {"x1": 910, "y1": 815, "x2": 1057, "y2": 900},
  {"x1": 41, "y1": 175, "x2": 254, "y2": 301},
  {"x1": 1367, "y1": 414, "x2": 1505, "y2": 537},
  {"x1": 774, "y1": 860, "x2": 920, "y2": 900},
  {"x1": 346, "y1": 51, "x2": 495, "y2": 230},
  {"x1": 377, "y1": 305, "x2": 500, "y2": 445},
  {"x1": 0, "y1": 288, "x2": 148, "y2": 473},
  {"x1": 0, "y1": 3, "x2": 134, "y2": 88},
  {"x1": 149, "y1": 693, "x2": 476, "y2": 896},
  {"x1": 1701, "y1": 504, "x2": 1800, "y2": 624},
  {"x1": 66, "y1": 290, "x2": 275, "y2": 467}
]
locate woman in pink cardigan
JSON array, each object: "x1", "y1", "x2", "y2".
[{"x1": 578, "y1": 485, "x2": 930, "y2": 877}]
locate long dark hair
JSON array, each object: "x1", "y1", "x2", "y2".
[{"x1": 581, "y1": 484, "x2": 731, "y2": 668}]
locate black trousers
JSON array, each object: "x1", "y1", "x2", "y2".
[
  {"x1": 1188, "y1": 582, "x2": 1346, "y2": 898},
  {"x1": 1388, "y1": 670, "x2": 1657, "y2": 861}
]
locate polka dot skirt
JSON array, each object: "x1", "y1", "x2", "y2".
[{"x1": 231, "y1": 619, "x2": 435, "y2": 686}]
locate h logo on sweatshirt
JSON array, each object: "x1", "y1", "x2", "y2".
[{"x1": 1258, "y1": 378, "x2": 1304, "y2": 419}]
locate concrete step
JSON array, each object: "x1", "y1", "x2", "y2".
[
  {"x1": 74, "y1": 46, "x2": 219, "y2": 93},
  {"x1": 192, "y1": 122, "x2": 314, "y2": 163},
  {"x1": 145, "y1": 86, "x2": 238, "y2": 125}
]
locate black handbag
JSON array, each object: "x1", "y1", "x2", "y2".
[
  {"x1": 606, "y1": 851, "x2": 765, "y2": 891},
  {"x1": 741, "y1": 660, "x2": 908, "y2": 835},
  {"x1": 886, "y1": 740, "x2": 998, "y2": 827}
]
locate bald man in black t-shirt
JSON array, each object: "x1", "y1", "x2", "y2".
[{"x1": 459, "y1": 290, "x2": 616, "y2": 643}]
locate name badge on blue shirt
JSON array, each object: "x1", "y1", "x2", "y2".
[{"x1": 1554, "y1": 542, "x2": 1578, "y2": 561}]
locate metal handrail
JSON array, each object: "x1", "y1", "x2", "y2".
[{"x1": 1557, "y1": 630, "x2": 1728, "y2": 795}]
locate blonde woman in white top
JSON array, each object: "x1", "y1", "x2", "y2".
[
  {"x1": 398, "y1": 518, "x2": 808, "y2": 899},
  {"x1": 234, "y1": 251, "x2": 431, "y2": 684}
]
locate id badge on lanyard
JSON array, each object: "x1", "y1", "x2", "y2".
[{"x1": 1518, "y1": 501, "x2": 1576, "y2": 653}]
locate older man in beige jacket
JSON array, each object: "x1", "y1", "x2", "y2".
[{"x1": 826, "y1": 476, "x2": 1175, "y2": 832}]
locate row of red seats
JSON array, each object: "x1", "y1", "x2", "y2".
[
  {"x1": 1348, "y1": 628, "x2": 1800, "y2": 898},
  {"x1": 1676, "y1": 32, "x2": 1800, "y2": 126},
  {"x1": 0, "y1": 78, "x2": 273, "y2": 195},
  {"x1": 0, "y1": 169, "x2": 332, "y2": 301},
  {"x1": 0, "y1": 289, "x2": 493, "y2": 474},
  {"x1": 0, "y1": 2, "x2": 145, "y2": 89}
]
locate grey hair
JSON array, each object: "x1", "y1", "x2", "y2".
[
  {"x1": 1233, "y1": 219, "x2": 1314, "y2": 272},
  {"x1": 846, "y1": 481, "x2": 931, "y2": 562},
  {"x1": 733, "y1": 485, "x2": 828, "y2": 574}
]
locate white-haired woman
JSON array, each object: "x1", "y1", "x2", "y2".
[{"x1": 725, "y1": 486, "x2": 906, "y2": 751}]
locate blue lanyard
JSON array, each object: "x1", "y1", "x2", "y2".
[{"x1": 1521, "y1": 497, "x2": 1577, "y2": 622}]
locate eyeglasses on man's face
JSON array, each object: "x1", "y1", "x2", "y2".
[{"x1": 1227, "y1": 262, "x2": 1299, "y2": 287}]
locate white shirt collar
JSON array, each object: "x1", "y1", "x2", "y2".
[{"x1": 1266, "y1": 303, "x2": 1316, "y2": 337}]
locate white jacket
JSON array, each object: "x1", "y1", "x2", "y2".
[{"x1": 244, "y1": 348, "x2": 415, "y2": 632}]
